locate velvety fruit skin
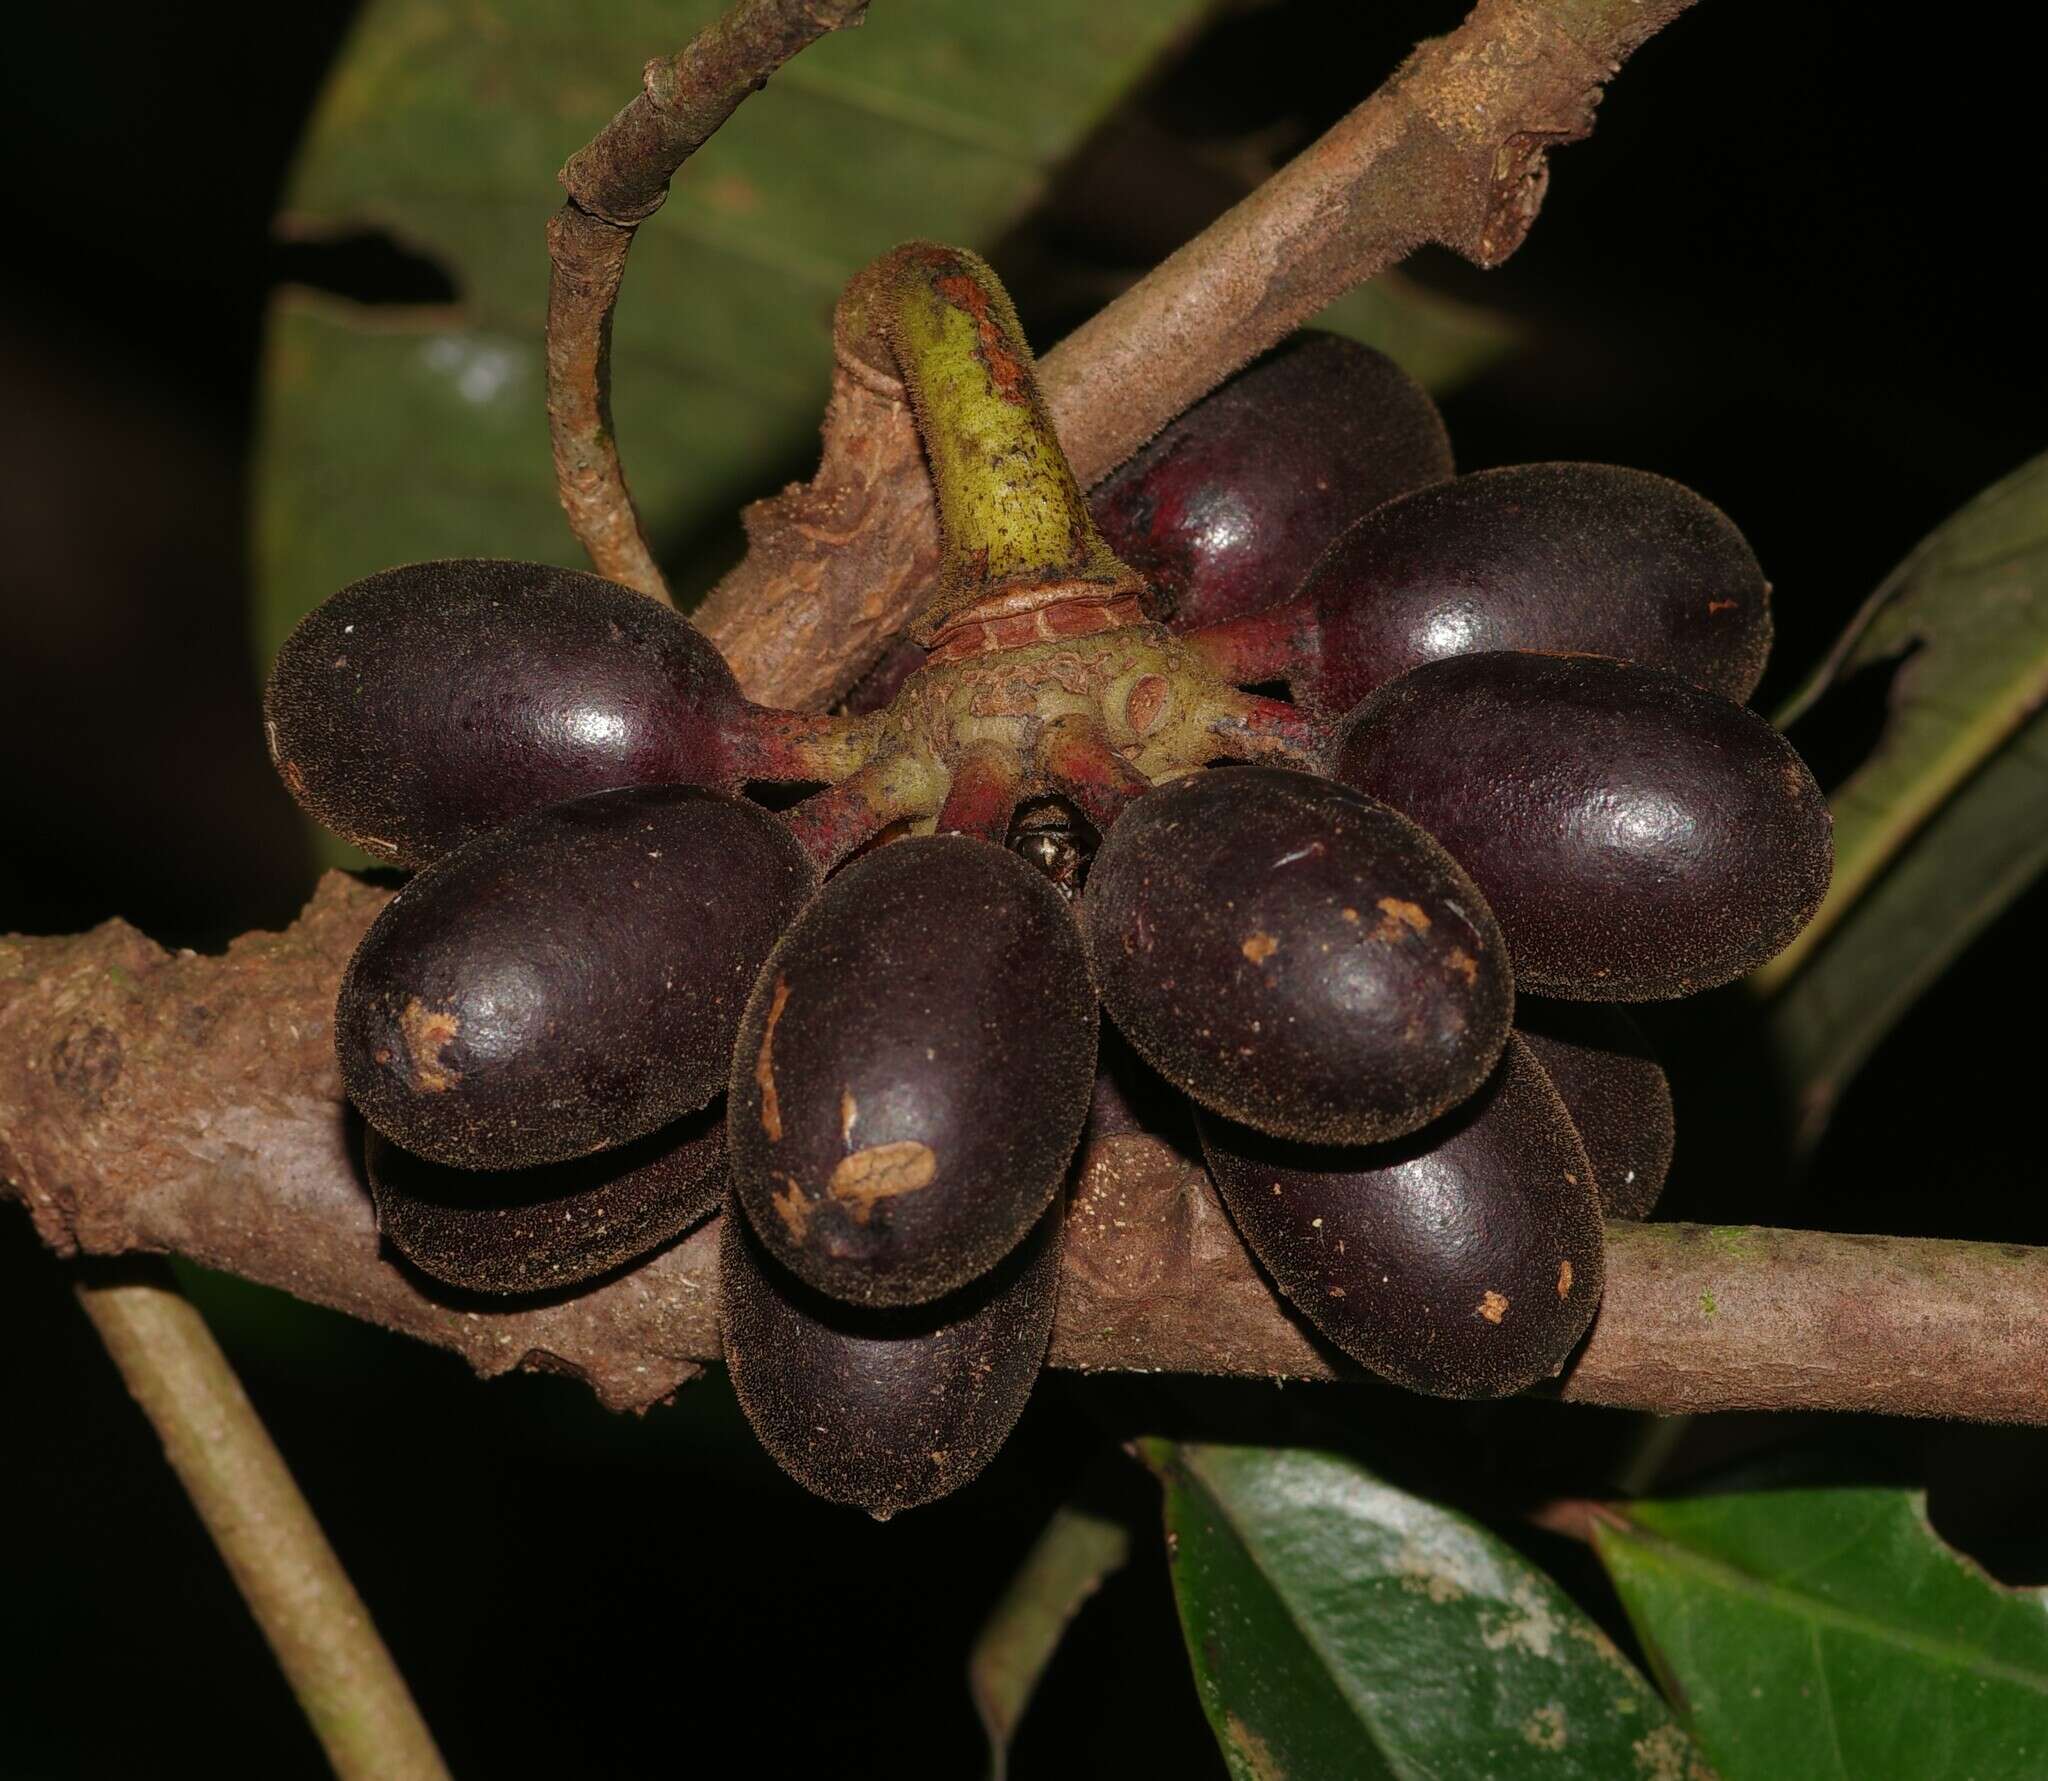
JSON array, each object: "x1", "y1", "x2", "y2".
[
  {"x1": 1518, "y1": 1001, "x2": 1674, "y2": 1219},
  {"x1": 720, "y1": 1196, "x2": 1062, "y2": 1518},
  {"x1": 265, "y1": 558, "x2": 750, "y2": 865},
  {"x1": 1331, "y1": 652, "x2": 1833, "y2": 1000},
  {"x1": 729, "y1": 834, "x2": 1097, "y2": 1307},
  {"x1": 1090, "y1": 333, "x2": 1452, "y2": 632},
  {"x1": 1297, "y1": 463, "x2": 1772, "y2": 715},
  {"x1": 339, "y1": 785, "x2": 815, "y2": 1169},
  {"x1": 365, "y1": 1104, "x2": 726, "y2": 1294},
  {"x1": 1081, "y1": 766, "x2": 1512, "y2": 1147},
  {"x1": 1197, "y1": 1036, "x2": 1604, "y2": 1398}
]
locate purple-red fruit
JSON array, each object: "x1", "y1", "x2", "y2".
[
  {"x1": 1198, "y1": 1036, "x2": 1604, "y2": 1398},
  {"x1": 1081, "y1": 766, "x2": 1512, "y2": 1147},
  {"x1": 1090, "y1": 333, "x2": 1452, "y2": 632},
  {"x1": 1518, "y1": 1002, "x2": 1674, "y2": 1219},
  {"x1": 265, "y1": 559, "x2": 754, "y2": 865},
  {"x1": 338, "y1": 785, "x2": 815, "y2": 1170},
  {"x1": 365, "y1": 1105, "x2": 726, "y2": 1294},
  {"x1": 721, "y1": 1196, "x2": 1062, "y2": 1518},
  {"x1": 1295, "y1": 463, "x2": 1772, "y2": 715},
  {"x1": 1331, "y1": 652, "x2": 1832, "y2": 1000},
  {"x1": 729, "y1": 835, "x2": 1096, "y2": 1307}
]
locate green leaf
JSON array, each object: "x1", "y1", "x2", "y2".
[
  {"x1": 1595, "y1": 1488, "x2": 2048, "y2": 1780},
  {"x1": 1755, "y1": 452, "x2": 2048, "y2": 1140},
  {"x1": 967, "y1": 1501, "x2": 1131, "y2": 1781},
  {"x1": 1145, "y1": 1441, "x2": 1704, "y2": 1781}
]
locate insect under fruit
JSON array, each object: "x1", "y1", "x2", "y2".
[{"x1": 269, "y1": 239, "x2": 1830, "y2": 1508}]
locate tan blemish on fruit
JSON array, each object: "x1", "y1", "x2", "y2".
[
  {"x1": 1478, "y1": 1290, "x2": 1509, "y2": 1324},
  {"x1": 1706, "y1": 598, "x2": 1739, "y2": 614},
  {"x1": 1341, "y1": 906, "x2": 1360, "y2": 923},
  {"x1": 771, "y1": 1174, "x2": 811, "y2": 1241},
  {"x1": 840, "y1": 1088, "x2": 859, "y2": 1146},
  {"x1": 1241, "y1": 932, "x2": 1280, "y2": 964},
  {"x1": 1446, "y1": 946, "x2": 1479, "y2": 984},
  {"x1": 1558, "y1": 1259, "x2": 1575, "y2": 1297},
  {"x1": 829, "y1": 1141, "x2": 938, "y2": 1223},
  {"x1": 278, "y1": 758, "x2": 307, "y2": 798},
  {"x1": 1374, "y1": 897, "x2": 1430, "y2": 941},
  {"x1": 754, "y1": 977, "x2": 790, "y2": 1142},
  {"x1": 398, "y1": 998, "x2": 461, "y2": 1093},
  {"x1": 1524, "y1": 1705, "x2": 1567, "y2": 1751}
]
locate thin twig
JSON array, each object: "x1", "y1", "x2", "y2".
[
  {"x1": 8, "y1": 890, "x2": 2045, "y2": 1427},
  {"x1": 687, "y1": 0, "x2": 1700, "y2": 707},
  {"x1": 546, "y1": 0, "x2": 870, "y2": 600},
  {"x1": 76, "y1": 1259, "x2": 448, "y2": 1781}
]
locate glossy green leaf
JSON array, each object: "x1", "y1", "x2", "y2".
[
  {"x1": 1595, "y1": 1488, "x2": 2048, "y2": 1780},
  {"x1": 968, "y1": 1502, "x2": 1131, "y2": 1781},
  {"x1": 1756, "y1": 452, "x2": 2048, "y2": 1141},
  {"x1": 1147, "y1": 1441, "x2": 1704, "y2": 1781}
]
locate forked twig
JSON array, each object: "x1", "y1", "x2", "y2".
[
  {"x1": 546, "y1": 0, "x2": 871, "y2": 601},
  {"x1": 541, "y1": 0, "x2": 1699, "y2": 702}
]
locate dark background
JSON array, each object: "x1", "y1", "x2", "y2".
[{"x1": 5, "y1": 3, "x2": 2045, "y2": 1775}]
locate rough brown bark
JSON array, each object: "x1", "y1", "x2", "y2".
[
  {"x1": 9, "y1": 878, "x2": 2045, "y2": 1425},
  {"x1": 690, "y1": 0, "x2": 1700, "y2": 708}
]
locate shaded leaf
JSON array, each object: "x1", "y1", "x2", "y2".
[
  {"x1": 1756, "y1": 453, "x2": 2048, "y2": 1140},
  {"x1": 1146, "y1": 1441, "x2": 1703, "y2": 1781},
  {"x1": 1595, "y1": 1488, "x2": 2048, "y2": 1780},
  {"x1": 968, "y1": 1501, "x2": 1131, "y2": 1781}
]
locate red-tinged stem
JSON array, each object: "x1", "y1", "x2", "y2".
[
  {"x1": 726, "y1": 704, "x2": 873, "y2": 783},
  {"x1": 1038, "y1": 717, "x2": 1155, "y2": 833},
  {"x1": 1204, "y1": 691, "x2": 1326, "y2": 768},
  {"x1": 935, "y1": 745, "x2": 1023, "y2": 842},
  {"x1": 782, "y1": 755, "x2": 941, "y2": 872},
  {"x1": 1184, "y1": 594, "x2": 1319, "y2": 689}
]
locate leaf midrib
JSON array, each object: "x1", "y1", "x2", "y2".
[{"x1": 1604, "y1": 1520, "x2": 2048, "y2": 1697}]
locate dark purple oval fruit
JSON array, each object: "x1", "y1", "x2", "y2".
[
  {"x1": 1518, "y1": 1002, "x2": 1674, "y2": 1219},
  {"x1": 265, "y1": 558, "x2": 752, "y2": 865},
  {"x1": 365, "y1": 1104, "x2": 726, "y2": 1294},
  {"x1": 721, "y1": 1196, "x2": 1061, "y2": 1518},
  {"x1": 1198, "y1": 1035, "x2": 1604, "y2": 1397},
  {"x1": 1081, "y1": 766, "x2": 1511, "y2": 1147},
  {"x1": 729, "y1": 834, "x2": 1096, "y2": 1307},
  {"x1": 1331, "y1": 652, "x2": 1832, "y2": 1000},
  {"x1": 1090, "y1": 333, "x2": 1452, "y2": 632},
  {"x1": 339, "y1": 785, "x2": 815, "y2": 1169},
  {"x1": 1297, "y1": 464, "x2": 1772, "y2": 714}
]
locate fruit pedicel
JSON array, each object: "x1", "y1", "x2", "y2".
[{"x1": 266, "y1": 243, "x2": 1832, "y2": 1515}]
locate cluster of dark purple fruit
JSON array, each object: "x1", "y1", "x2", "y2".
[{"x1": 265, "y1": 245, "x2": 1830, "y2": 1517}]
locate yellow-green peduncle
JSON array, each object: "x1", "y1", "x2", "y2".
[{"x1": 838, "y1": 243, "x2": 1140, "y2": 642}]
